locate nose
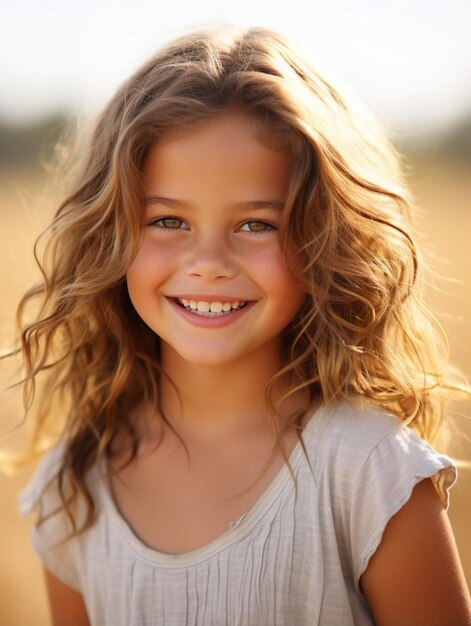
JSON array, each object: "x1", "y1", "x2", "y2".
[{"x1": 183, "y1": 234, "x2": 237, "y2": 281}]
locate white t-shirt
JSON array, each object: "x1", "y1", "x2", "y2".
[{"x1": 19, "y1": 399, "x2": 457, "y2": 625}]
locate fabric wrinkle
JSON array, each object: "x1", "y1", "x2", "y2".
[{"x1": 19, "y1": 400, "x2": 456, "y2": 625}]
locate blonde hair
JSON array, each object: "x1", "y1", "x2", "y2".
[{"x1": 9, "y1": 24, "x2": 468, "y2": 535}]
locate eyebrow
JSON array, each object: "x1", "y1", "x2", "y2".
[{"x1": 144, "y1": 195, "x2": 284, "y2": 211}]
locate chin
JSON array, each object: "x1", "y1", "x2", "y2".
[
  {"x1": 162, "y1": 337, "x2": 257, "y2": 369},
  {"x1": 176, "y1": 349, "x2": 242, "y2": 368}
]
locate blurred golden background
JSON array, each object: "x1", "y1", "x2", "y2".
[
  {"x1": 0, "y1": 115, "x2": 470, "y2": 626},
  {"x1": 1, "y1": 2, "x2": 471, "y2": 622}
]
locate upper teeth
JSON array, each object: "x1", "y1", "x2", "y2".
[{"x1": 178, "y1": 298, "x2": 246, "y2": 312}]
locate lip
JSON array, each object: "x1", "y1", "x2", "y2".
[
  {"x1": 165, "y1": 296, "x2": 257, "y2": 328},
  {"x1": 167, "y1": 294, "x2": 253, "y2": 302}
]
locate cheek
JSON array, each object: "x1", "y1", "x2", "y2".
[
  {"x1": 252, "y1": 246, "x2": 305, "y2": 310},
  {"x1": 126, "y1": 239, "x2": 171, "y2": 302}
]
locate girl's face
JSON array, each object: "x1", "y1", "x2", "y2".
[{"x1": 127, "y1": 110, "x2": 305, "y2": 368}]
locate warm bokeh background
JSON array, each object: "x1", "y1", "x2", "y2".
[
  {"x1": 0, "y1": 134, "x2": 470, "y2": 626},
  {"x1": 1, "y1": 2, "x2": 470, "y2": 623}
]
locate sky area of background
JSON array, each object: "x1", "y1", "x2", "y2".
[{"x1": 1, "y1": 0, "x2": 471, "y2": 143}]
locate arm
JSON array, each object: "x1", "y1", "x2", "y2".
[
  {"x1": 43, "y1": 568, "x2": 90, "y2": 626},
  {"x1": 360, "y1": 477, "x2": 471, "y2": 626}
]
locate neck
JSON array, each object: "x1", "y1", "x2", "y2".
[{"x1": 156, "y1": 340, "x2": 307, "y2": 443}]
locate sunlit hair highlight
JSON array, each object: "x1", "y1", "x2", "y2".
[{"x1": 7, "y1": 24, "x2": 468, "y2": 536}]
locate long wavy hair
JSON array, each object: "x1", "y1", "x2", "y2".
[{"x1": 8, "y1": 24, "x2": 469, "y2": 535}]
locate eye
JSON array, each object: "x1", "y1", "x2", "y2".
[
  {"x1": 239, "y1": 220, "x2": 276, "y2": 234},
  {"x1": 149, "y1": 216, "x2": 189, "y2": 230}
]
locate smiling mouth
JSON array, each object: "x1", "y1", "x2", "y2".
[{"x1": 172, "y1": 298, "x2": 249, "y2": 317}]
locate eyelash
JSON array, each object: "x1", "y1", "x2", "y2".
[{"x1": 148, "y1": 216, "x2": 277, "y2": 235}]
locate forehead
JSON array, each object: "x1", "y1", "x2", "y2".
[{"x1": 142, "y1": 111, "x2": 293, "y2": 201}]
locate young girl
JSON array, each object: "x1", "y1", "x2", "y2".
[{"x1": 14, "y1": 24, "x2": 471, "y2": 625}]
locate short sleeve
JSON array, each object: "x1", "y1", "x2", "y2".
[
  {"x1": 350, "y1": 426, "x2": 457, "y2": 593},
  {"x1": 18, "y1": 443, "x2": 81, "y2": 591}
]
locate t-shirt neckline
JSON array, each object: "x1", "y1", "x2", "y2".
[{"x1": 98, "y1": 403, "x2": 325, "y2": 568}]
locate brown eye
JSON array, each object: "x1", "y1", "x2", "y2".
[
  {"x1": 239, "y1": 221, "x2": 276, "y2": 233},
  {"x1": 150, "y1": 217, "x2": 188, "y2": 230}
]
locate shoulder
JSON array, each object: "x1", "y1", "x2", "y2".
[
  {"x1": 19, "y1": 440, "x2": 102, "y2": 521},
  {"x1": 18, "y1": 442, "x2": 81, "y2": 590},
  {"x1": 19, "y1": 441, "x2": 68, "y2": 519},
  {"x1": 302, "y1": 398, "x2": 458, "y2": 593},
  {"x1": 302, "y1": 398, "x2": 404, "y2": 485},
  {"x1": 305, "y1": 396, "x2": 406, "y2": 451},
  {"x1": 304, "y1": 398, "x2": 456, "y2": 508},
  {"x1": 19, "y1": 441, "x2": 103, "y2": 592}
]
